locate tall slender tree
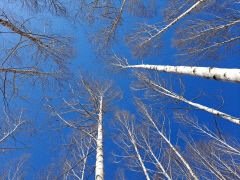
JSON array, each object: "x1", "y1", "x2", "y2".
[
  {"x1": 112, "y1": 55, "x2": 240, "y2": 83},
  {"x1": 114, "y1": 110, "x2": 151, "y2": 180},
  {"x1": 133, "y1": 71, "x2": 240, "y2": 124},
  {"x1": 175, "y1": 113, "x2": 240, "y2": 179},
  {"x1": 48, "y1": 73, "x2": 121, "y2": 180}
]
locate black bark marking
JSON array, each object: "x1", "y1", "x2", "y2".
[
  {"x1": 213, "y1": 75, "x2": 217, "y2": 80},
  {"x1": 193, "y1": 68, "x2": 196, "y2": 73},
  {"x1": 209, "y1": 67, "x2": 214, "y2": 73}
]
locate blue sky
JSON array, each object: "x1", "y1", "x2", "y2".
[{"x1": 0, "y1": 0, "x2": 239, "y2": 179}]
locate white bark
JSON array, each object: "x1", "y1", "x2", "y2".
[
  {"x1": 140, "y1": 0, "x2": 207, "y2": 46},
  {"x1": 140, "y1": 105, "x2": 198, "y2": 180},
  {"x1": 128, "y1": 130, "x2": 151, "y2": 180},
  {"x1": 80, "y1": 138, "x2": 92, "y2": 180},
  {"x1": 0, "y1": 120, "x2": 24, "y2": 144},
  {"x1": 81, "y1": 154, "x2": 87, "y2": 180},
  {"x1": 141, "y1": 134, "x2": 172, "y2": 180},
  {"x1": 126, "y1": 64, "x2": 240, "y2": 83},
  {"x1": 147, "y1": 80, "x2": 240, "y2": 125},
  {"x1": 95, "y1": 95, "x2": 104, "y2": 180}
]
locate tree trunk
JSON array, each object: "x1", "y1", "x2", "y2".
[
  {"x1": 141, "y1": 134, "x2": 171, "y2": 180},
  {"x1": 0, "y1": 68, "x2": 55, "y2": 75},
  {"x1": 95, "y1": 96, "x2": 104, "y2": 180},
  {"x1": 126, "y1": 64, "x2": 240, "y2": 83},
  {"x1": 141, "y1": 105, "x2": 198, "y2": 180},
  {"x1": 128, "y1": 131, "x2": 151, "y2": 180},
  {"x1": 147, "y1": 80, "x2": 240, "y2": 124},
  {"x1": 0, "y1": 18, "x2": 49, "y2": 48}
]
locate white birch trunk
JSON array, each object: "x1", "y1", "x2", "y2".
[
  {"x1": 128, "y1": 131, "x2": 151, "y2": 180},
  {"x1": 148, "y1": 80, "x2": 240, "y2": 125},
  {"x1": 95, "y1": 96, "x2": 104, "y2": 180},
  {"x1": 126, "y1": 64, "x2": 240, "y2": 83},
  {"x1": 81, "y1": 146, "x2": 90, "y2": 180}
]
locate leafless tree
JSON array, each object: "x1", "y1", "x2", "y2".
[
  {"x1": 175, "y1": 113, "x2": 240, "y2": 179},
  {"x1": 0, "y1": 9, "x2": 72, "y2": 103},
  {"x1": 4, "y1": 0, "x2": 67, "y2": 15},
  {"x1": 113, "y1": 104, "x2": 199, "y2": 179},
  {"x1": 59, "y1": 131, "x2": 96, "y2": 180},
  {"x1": 113, "y1": 100, "x2": 239, "y2": 179},
  {"x1": 126, "y1": 0, "x2": 207, "y2": 58},
  {"x1": 132, "y1": 71, "x2": 240, "y2": 124},
  {"x1": 0, "y1": 109, "x2": 27, "y2": 151},
  {"x1": 0, "y1": 154, "x2": 30, "y2": 180},
  {"x1": 48, "y1": 73, "x2": 121, "y2": 180},
  {"x1": 114, "y1": 110, "x2": 151, "y2": 180},
  {"x1": 172, "y1": 0, "x2": 240, "y2": 64},
  {"x1": 72, "y1": 0, "x2": 156, "y2": 55},
  {"x1": 137, "y1": 102, "x2": 198, "y2": 180}
]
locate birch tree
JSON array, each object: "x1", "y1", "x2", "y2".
[
  {"x1": 126, "y1": 0, "x2": 207, "y2": 57},
  {"x1": 114, "y1": 110, "x2": 151, "y2": 180},
  {"x1": 0, "y1": 155, "x2": 30, "y2": 179},
  {"x1": 172, "y1": 0, "x2": 240, "y2": 63},
  {"x1": 13, "y1": 0, "x2": 67, "y2": 15},
  {"x1": 0, "y1": 11, "x2": 71, "y2": 69},
  {"x1": 137, "y1": 102, "x2": 198, "y2": 180},
  {"x1": 175, "y1": 113, "x2": 240, "y2": 179},
  {"x1": 133, "y1": 71, "x2": 240, "y2": 124},
  {"x1": 0, "y1": 9, "x2": 72, "y2": 102},
  {"x1": 175, "y1": 114, "x2": 240, "y2": 157},
  {"x1": 114, "y1": 106, "x2": 199, "y2": 179},
  {"x1": 138, "y1": 123, "x2": 172, "y2": 180},
  {"x1": 0, "y1": 109, "x2": 26, "y2": 150},
  {"x1": 186, "y1": 140, "x2": 240, "y2": 180},
  {"x1": 60, "y1": 132, "x2": 95, "y2": 180},
  {"x1": 73, "y1": 0, "x2": 156, "y2": 54},
  {"x1": 112, "y1": 55, "x2": 240, "y2": 83},
  {"x1": 48, "y1": 73, "x2": 121, "y2": 180}
]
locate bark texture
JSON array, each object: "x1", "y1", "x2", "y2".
[
  {"x1": 95, "y1": 96, "x2": 104, "y2": 180},
  {"x1": 127, "y1": 64, "x2": 240, "y2": 83}
]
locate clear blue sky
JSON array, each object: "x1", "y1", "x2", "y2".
[{"x1": 0, "y1": 1, "x2": 239, "y2": 179}]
